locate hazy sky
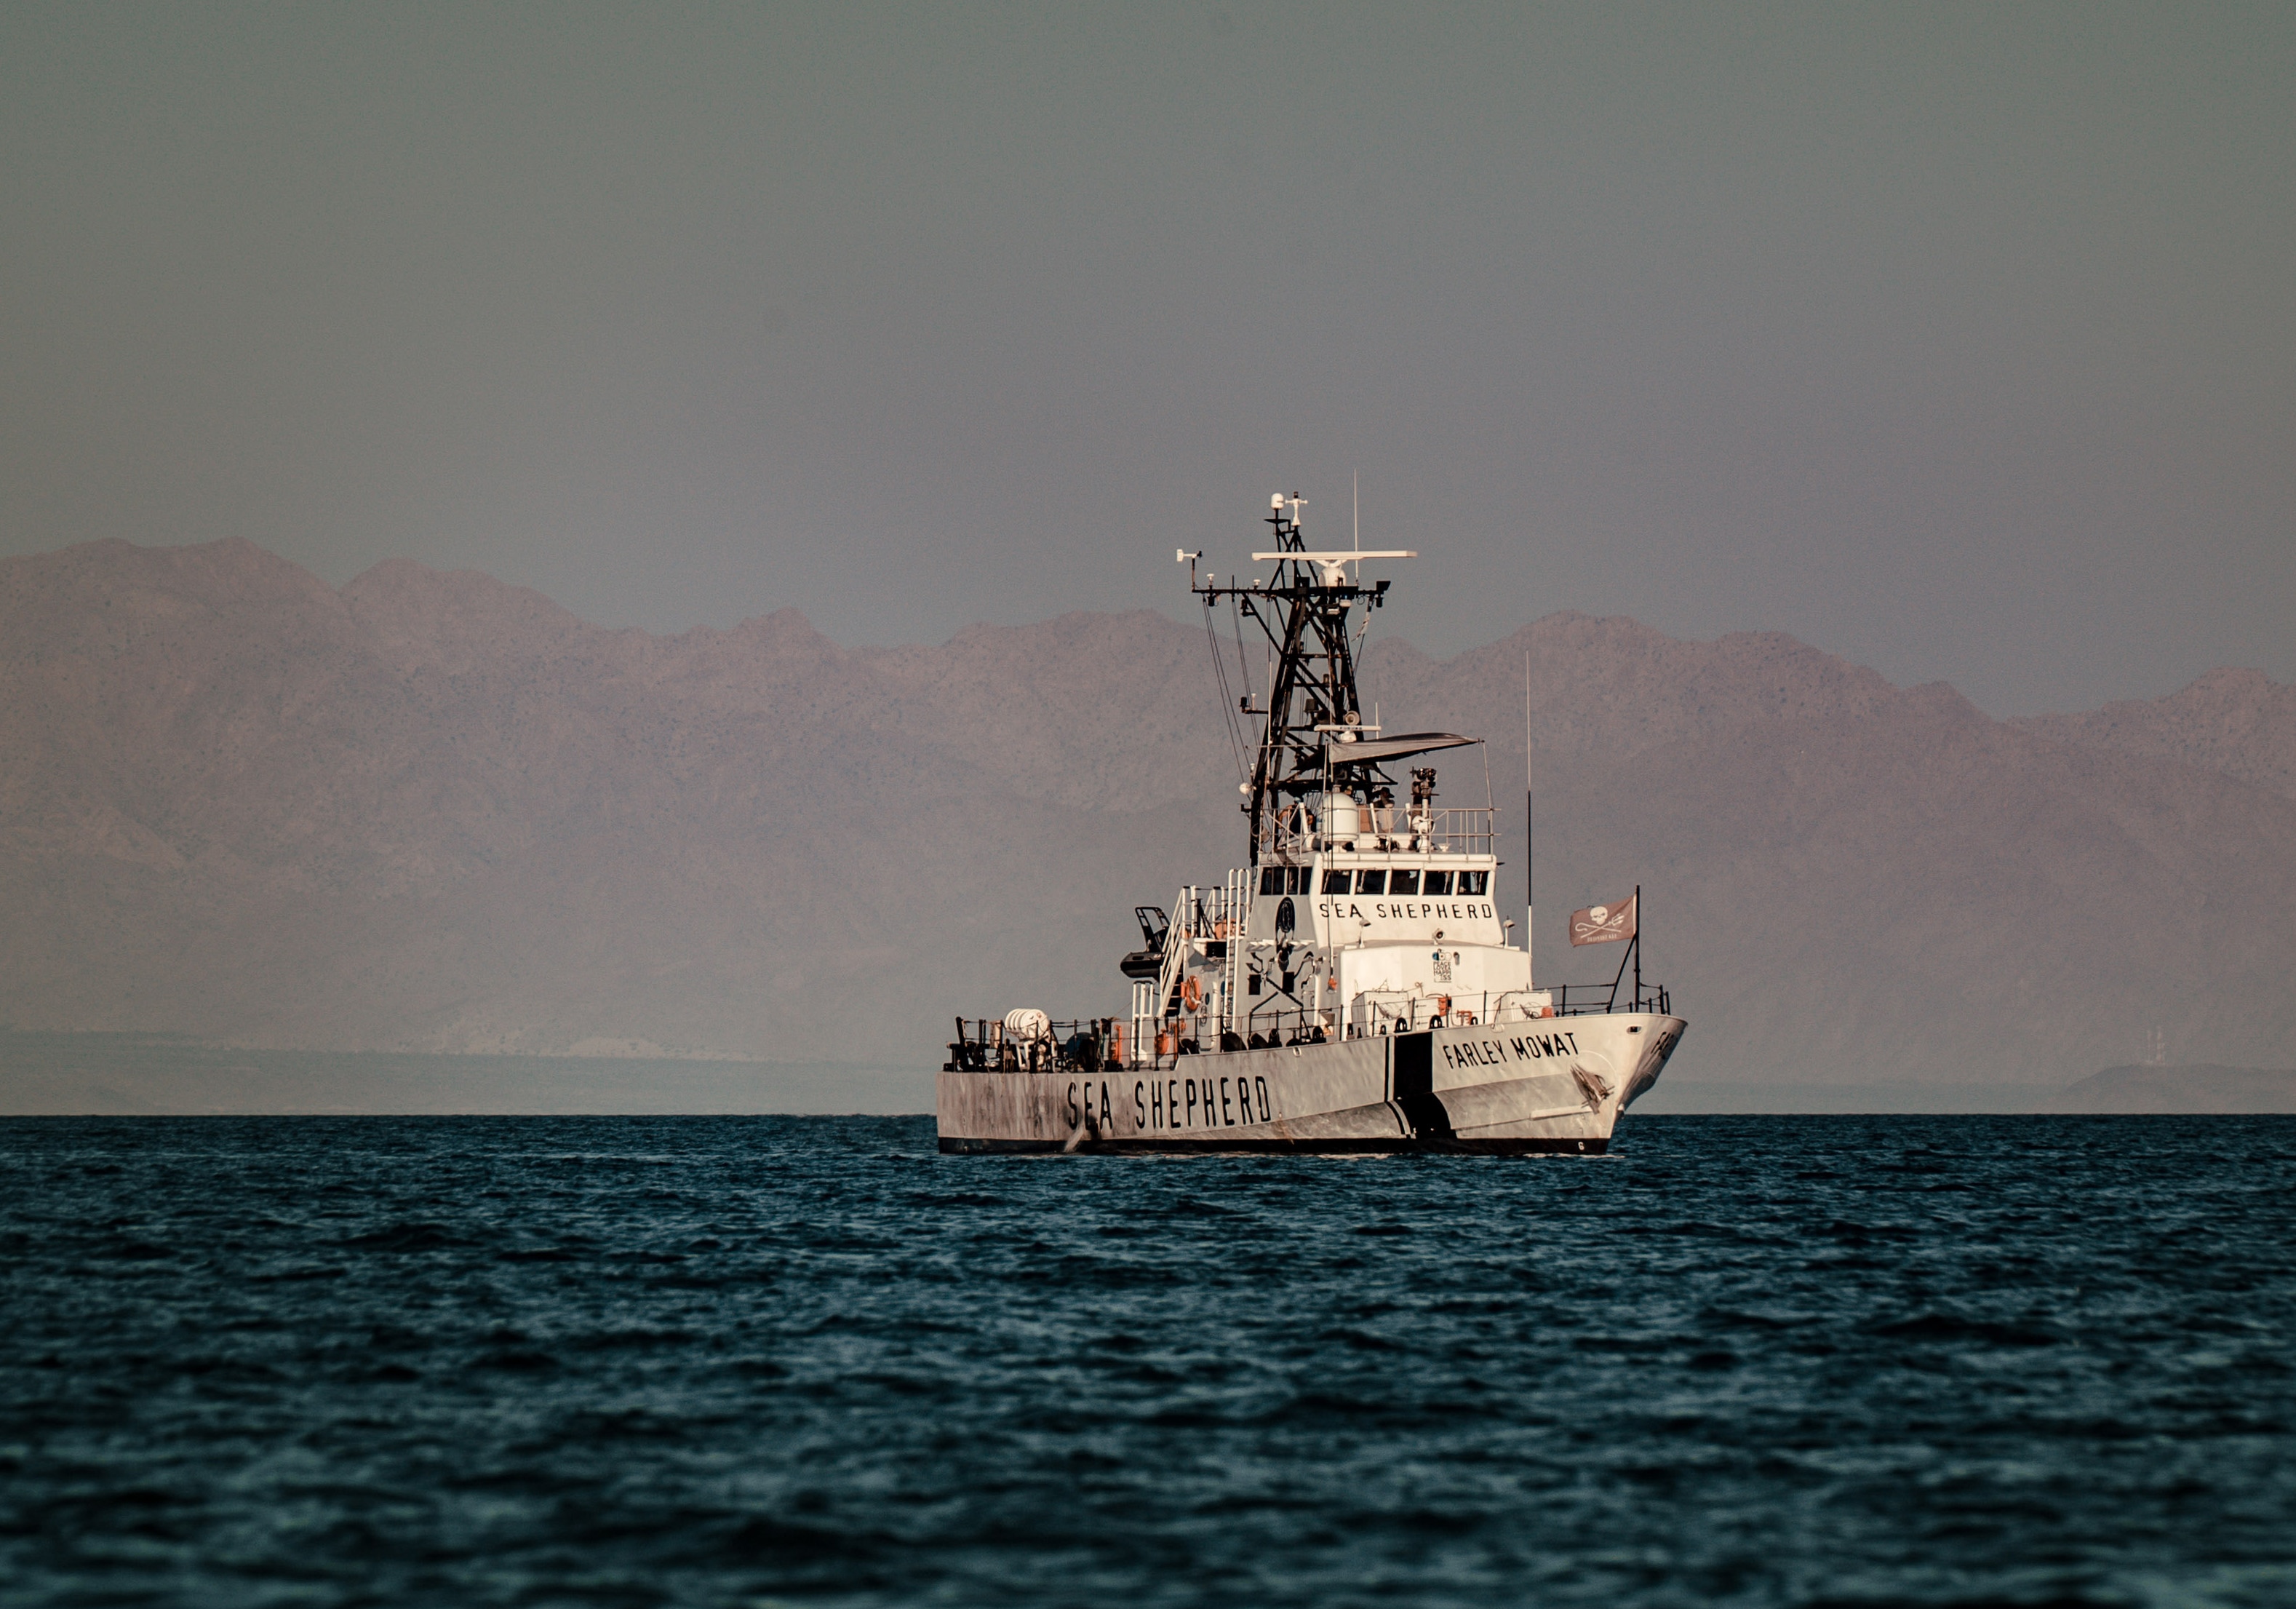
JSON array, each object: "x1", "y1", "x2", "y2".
[{"x1": 5, "y1": 3, "x2": 2289, "y2": 714}]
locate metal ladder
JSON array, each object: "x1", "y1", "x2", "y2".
[
  {"x1": 1152, "y1": 883, "x2": 1196, "y2": 1028},
  {"x1": 1149, "y1": 874, "x2": 1253, "y2": 1044},
  {"x1": 1221, "y1": 867, "x2": 1249, "y2": 1042}
]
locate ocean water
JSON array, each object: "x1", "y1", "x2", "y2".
[{"x1": 3, "y1": 1116, "x2": 2292, "y2": 1608}]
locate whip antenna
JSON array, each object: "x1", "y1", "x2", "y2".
[{"x1": 1525, "y1": 649, "x2": 1535, "y2": 980}]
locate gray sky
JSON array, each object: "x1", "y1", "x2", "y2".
[{"x1": 5, "y1": 2, "x2": 2289, "y2": 715}]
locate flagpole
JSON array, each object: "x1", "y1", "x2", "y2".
[
  {"x1": 1524, "y1": 651, "x2": 1534, "y2": 986},
  {"x1": 1633, "y1": 883, "x2": 1642, "y2": 1008}
]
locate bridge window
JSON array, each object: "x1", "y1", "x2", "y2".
[
  {"x1": 1457, "y1": 870, "x2": 1488, "y2": 895},
  {"x1": 1289, "y1": 865, "x2": 1310, "y2": 894},
  {"x1": 1322, "y1": 870, "x2": 1351, "y2": 894},
  {"x1": 1423, "y1": 870, "x2": 1454, "y2": 895},
  {"x1": 1259, "y1": 867, "x2": 1284, "y2": 895},
  {"x1": 1388, "y1": 869, "x2": 1420, "y2": 895},
  {"x1": 1355, "y1": 870, "x2": 1386, "y2": 895}
]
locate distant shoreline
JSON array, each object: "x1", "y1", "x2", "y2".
[
  {"x1": 1643, "y1": 1064, "x2": 2296, "y2": 1116},
  {"x1": 0, "y1": 1030, "x2": 929, "y2": 1116},
  {"x1": 3, "y1": 1031, "x2": 2288, "y2": 1117}
]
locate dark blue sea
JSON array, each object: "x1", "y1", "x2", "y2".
[{"x1": 3, "y1": 1116, "x2": 2292, "y2": 1608}]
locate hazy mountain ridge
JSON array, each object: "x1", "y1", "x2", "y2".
[
  {"x1": 2011, "y1": 668, "x2": 2296, "y2": 800},
  {"x1": 1, "y1": 537, "x2": 2289, "y2": 1086},
  {"x1": 0, "y1": 539, "x2": 1229, "y2": 1060},
  {"x1": 1360, "y1": 614, "x2": 1910, "y2": 767},
  {"x1": 2043, "y1": 1064, "x2": 2296, "y2": 1114}
]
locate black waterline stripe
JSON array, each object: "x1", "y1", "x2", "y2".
[
  {"x1": 1390, "y1": 1031, "x2": 1456, "y2": 1140},
  {"x1": 938, "y1": 1136, "x2": 1607, "y2": 1156}
]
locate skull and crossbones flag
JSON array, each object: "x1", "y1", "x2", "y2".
[{"x1": 1568, "y1": 894, "x2": 1637, "y2": 946}]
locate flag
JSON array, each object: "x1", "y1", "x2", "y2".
[{"x1": 1569, "y1": 894, "x2": 1636, "y2": 946}]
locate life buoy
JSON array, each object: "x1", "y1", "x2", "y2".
[{"x1": 1180, "y1": 976, "x2": 1203, "y2": 1012}]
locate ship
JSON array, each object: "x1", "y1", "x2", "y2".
[{"x1": 936, "y1": 493, "x2": 1685, "y2": 1154}]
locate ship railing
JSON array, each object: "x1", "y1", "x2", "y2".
[
  {"x1": 942, "y1": 1013, "x2": 1238, "y2": 1076},
  {"x1": 1343, "y1": 990, "x2": 1541, "y2": 1036},
  {"x1": 1235, "y1": 1004, "x2": 1338, "y2": 1049},
  {"x1": 1167, "y1": 882, "x2": 1249, "y2": 942},
  {"x1": 942, "y1": 982, "x2": 1673, "y2": 1076},
  {"x1": 944, "y1": 1017, "x2": 1121, "y2": 1074},
  {"x1": 1546, "y1": 980, "x2": 1672, "y2": 1017},
  {"x1": 1256, "y1": 806, "x2": 1496, "y2": 860}
]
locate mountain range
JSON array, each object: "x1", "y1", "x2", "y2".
[{"x1": 2, "y1": 537, "x2": 2289, "y2": 1095}]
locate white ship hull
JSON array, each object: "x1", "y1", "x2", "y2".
[
  {"x1": 938, "y1": 1014, "x2": 1684, "y2": 1155},
  {"x1": 936, "y1": 497, "x2": 1686, "y2": 1158}
]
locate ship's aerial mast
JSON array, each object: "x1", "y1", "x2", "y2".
[{"x1": 1189, "y1": 493, "x2": 1416, "y2": 862}]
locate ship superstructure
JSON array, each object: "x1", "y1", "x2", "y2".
[{"x1": 936, "y1": 494, "x2": 1684, "y2": 1153}]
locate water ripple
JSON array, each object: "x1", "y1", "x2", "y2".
[{"x1": 1, "y1": 1114, "x2": 2292, "y2": 1606}]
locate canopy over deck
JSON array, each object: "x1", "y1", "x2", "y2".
[{"x1": 1327, "y1": 731, "x2": 1476, "y2": 765}]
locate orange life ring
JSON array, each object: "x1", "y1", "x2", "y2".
[{"x1": 1180, "y1": 976, "x2": 1203, "y2": 1012}]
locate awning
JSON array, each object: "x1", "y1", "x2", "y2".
[{"x1": 1326, "y1": 731, "x2": 1478, "y2": 765}]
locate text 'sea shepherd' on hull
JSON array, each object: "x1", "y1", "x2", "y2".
[{"x1": 936, "y1": 493, "x2": 1685, "y2": 1156}]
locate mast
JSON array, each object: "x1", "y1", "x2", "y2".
[
  {"x1": 1525, "y1": 651, "x2": 1535, "y2": 986},
  {"x1": 1189, "y1": 494, "x2": 1414, "y2": 863}
]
